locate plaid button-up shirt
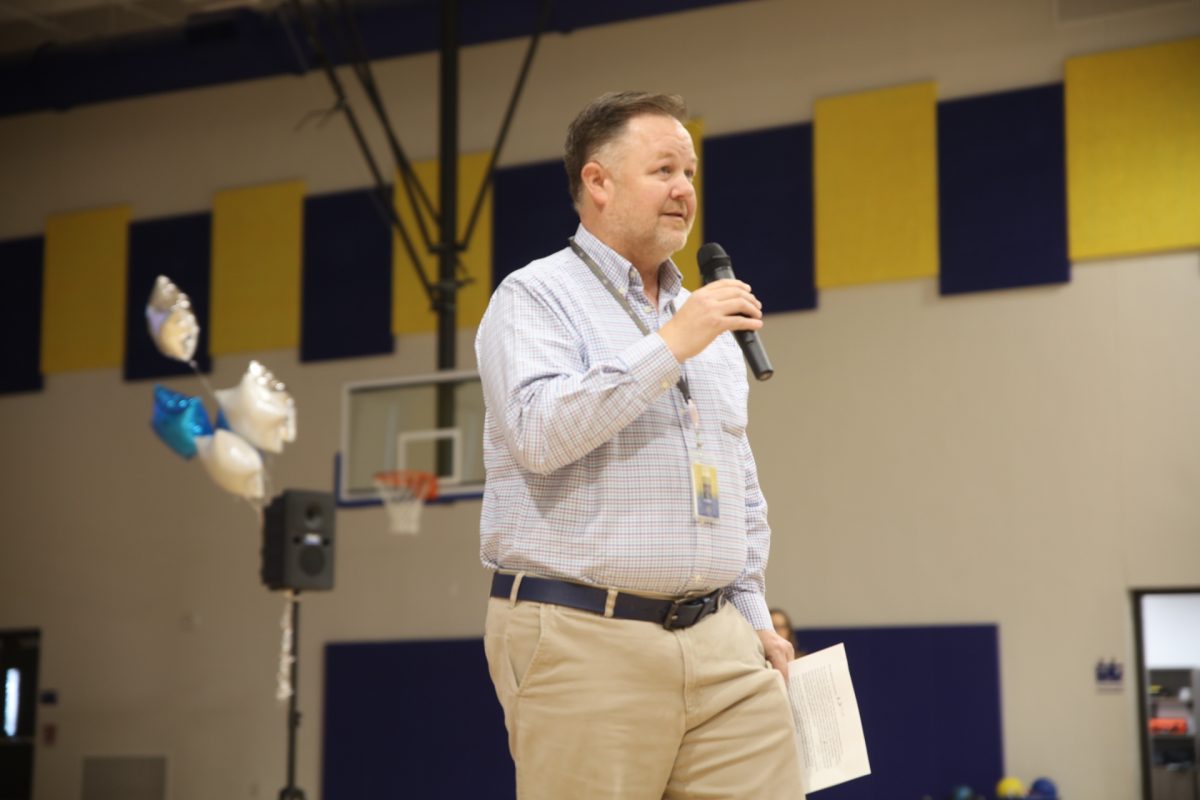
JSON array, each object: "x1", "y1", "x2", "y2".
[{"x1": 476, "y1": 224, "x2": 774, "y2": 629}]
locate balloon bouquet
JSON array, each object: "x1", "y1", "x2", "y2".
[
  {"x1": 932, "y1": 776, "x2": 1058, "y2": 800},
  {"x1": 147, "y1": 276, "x2": 296, "y2": 509}
]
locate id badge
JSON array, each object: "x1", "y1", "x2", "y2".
[{"x1": 691, "y1": 459, "x2": 720, "y2": 522}]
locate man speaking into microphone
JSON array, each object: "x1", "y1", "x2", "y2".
[{"x1": 476, "y1": 91, "x2": 804, "y2": 799}]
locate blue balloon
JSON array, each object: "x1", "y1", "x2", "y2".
[
  {"x1": 951, "y1": 786, "x2": 974, "y2": 800},
  {"x1": 1029, "y1": 777, "x2": 1058, "y2": 799},
  {"x1": 151, "y1": 385, "x2": 213, "y2": 459}
]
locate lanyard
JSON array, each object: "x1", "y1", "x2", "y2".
[{"x1": 568, "y1": 237, "x2": 700, "y2": 432}]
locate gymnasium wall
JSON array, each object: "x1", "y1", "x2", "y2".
[{"x1": 1, "y1": 1, "x2": 1199, "y2": 798}]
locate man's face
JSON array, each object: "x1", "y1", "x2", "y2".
[{"x1": 597, "y1": 114, "x2": 697, "y2": 265}]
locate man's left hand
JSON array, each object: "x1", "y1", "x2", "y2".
[{"x1": 757, "y1": 629, "x2": 794, "y2": 680}]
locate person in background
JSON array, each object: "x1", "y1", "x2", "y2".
[{"x1": 771, "y1": 606, "x2": 805, "y2": 657}]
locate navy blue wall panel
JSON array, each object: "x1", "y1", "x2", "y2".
[
  {"x1": 492, "y1": 159, "x2": 578, "y2": 288},
  {"x1": 324, "y1": 624, "x2": 1002, "y2": 799},
  {"x1": 938, "y1": 84, "x2": 1069, "y2": 295},
  {"x1": 704, "y1": 123, "x2": 817, "y2": 312},
  {"x1": 323, "y1": 638, "x2": 514, "y2": 800},
  {"x1": 795, "y1": 624, "x2": 1004, "y2": 799},
  {"x1": 301, "y1": 187, "x2": 394, "y2": 362},
  {"x1": 0, "y1": 236, "x2": 44, "y2": 394},
  {"x1": 124, "y1": 211, "x2": 212, "y2": 381}
]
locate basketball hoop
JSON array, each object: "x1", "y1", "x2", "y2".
[{"x1": 373, "y1": 470, "x2": 438, "y2": 534}]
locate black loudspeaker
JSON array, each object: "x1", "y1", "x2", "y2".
[{"x1": 261, "y1": 489, "x2": 336, "y2": 591}]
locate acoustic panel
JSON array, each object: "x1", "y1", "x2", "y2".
[
  {"x1": 41, "y1": 205, "x2": 130, "y2": 373},
  {"x1": 704, "y1": 123, "x2": 817, "y2": 312},
  {"x1": 210, "y1": 180, "x2": 304, "y2": 354},
  {"x1": 323, "y1": 638, "x2": 514, "y2": 800},
  {"x1": 323, "y1": 624, "x2": 1002, "y2": 799},
  {"x1": 301, "y1": 187, "x2": 394, "y2": 362},
  {"x1": 392, "y1": 152, "x2": 494, "y2": 335},
  {"x1": 492, "y1": 159, "x2": 578, "y2": 289},
  {"x1": 0, "y1": 236, "x2": 44, "y2": 393},
  {"x1": 1066, "y1": 37, "x2": 1200, "y2": 260},
  {"x1": 794, "y1": 624, "x2": 1004, "y2": 799},
  {"x1": 938, "y1": 84, "x2": 1070, "y2": 295},
  {"x1": 815, "y1": 82, "x2": 940, "y2": 289}
]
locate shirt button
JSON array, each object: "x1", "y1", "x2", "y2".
[
  {"x1": 691, "y1": 575, "x2": 701, "y2": 582},
  {"x1": 661, "y1": 380, "x2": 670, "y2": 389}
]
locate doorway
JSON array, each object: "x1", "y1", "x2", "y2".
[
  {"x1": 1133, "y1": 589, "x2": 1200, "y2": 800},
  {"x1": 0, "y1": 628, "x2": 39, "y2": 800}
]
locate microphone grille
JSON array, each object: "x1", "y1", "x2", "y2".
[{"x1": 697, "y1": 242, "x2": 731, "y2": 281}]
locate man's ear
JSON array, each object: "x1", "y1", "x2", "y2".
[{"x1": 580, "y1": 161, "x2": 610, "y2": 209}]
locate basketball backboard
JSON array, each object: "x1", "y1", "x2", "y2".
[{"x1": 338, "y1": 369, "x2": 485, "y2": 505}]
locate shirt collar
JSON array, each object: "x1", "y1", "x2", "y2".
[{"x1": 573, "y1": 223, "x2": 684, "y2": 305}]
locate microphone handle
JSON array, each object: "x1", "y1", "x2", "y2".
[
  {"x1": 737, "y1": 330, "x2": 774, "y2": 380},
  {"x1": 707, "y1": 265, "x2": 774, "y2": 381}
]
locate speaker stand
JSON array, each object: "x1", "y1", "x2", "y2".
[{"x1": 279, "y1": 591, "x2": 306, "y2": 800}]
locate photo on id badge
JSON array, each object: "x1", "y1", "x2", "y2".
[{"x1": 692, "y1": 461, "x2": 720, "y2": 521}]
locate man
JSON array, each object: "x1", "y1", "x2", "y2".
[{"x1": 476, "y1": 91, "x2": 804, "y2": 799}]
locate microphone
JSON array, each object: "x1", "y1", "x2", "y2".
[{"x1": 697, "y1": 242, "x2": 774, "y2": 381}]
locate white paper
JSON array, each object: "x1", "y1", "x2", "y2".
[{"x1": 786, "y1": 643, "x2": 871, "y2": 793}]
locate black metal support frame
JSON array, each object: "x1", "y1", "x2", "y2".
[
  {"x1": 285, "y1": 0, "x2": 552, "y2": 335},
  {"x1": 290, "y1": 0, "x2": 550, "y2": 473}
]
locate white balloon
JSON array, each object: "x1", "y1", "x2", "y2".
[
  {"x1": 215, "y1": 361, "x2": 297, "y2": 454},
  {"x1": 146, "y1": 275, "x2": 199, "y2": 362},
  {"x1": 195, "y1": 430, "x2": 265, "y2": 499}
]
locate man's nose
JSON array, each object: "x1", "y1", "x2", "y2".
[{"x1": 671, "y1": 176, "x2": 696, "y2": 199}]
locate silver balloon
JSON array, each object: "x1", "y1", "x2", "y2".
[
  {"x1": 195, "y1": 429, "x2": 265, "y2": 500},
  {"x1": 215, "y1": 360, "x2": 297, "y2": 454},
  {"x1": 146, "y1": 275, "x2": 199, "y2": 362}
]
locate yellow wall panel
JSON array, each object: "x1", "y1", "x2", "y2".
[
  {"x1": 678, "y1": 118, "x2": 705, "y2": 290},
  {"x1": 392, "y1": 152, "x2": 494, "y2": 335},
  {"x1": 210, "y1": 180, "x2": 304, "y2": 354},
  {"x1": 1067, "y1": 37, "x2": 1200, "y2": 260},
  {"x1": 41, "y1": 205, "x2": 131, "y2": 373},
  {"x1": 814, "y1": 81, "x2": 939, "y2": 288}
]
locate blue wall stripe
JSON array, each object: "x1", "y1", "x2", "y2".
[
  {"x1": 323, "y1": 639, "x2": 513, "y2": 800},
  {"x1": 0, "y1": 236, "x2": 44, "y2": 394},
  {"x1": 322, "y1": 625, "x2": 1001, "y2": 798},
  {"x1": 492, "y1": 158, "x2": 578, "y2": 288},
  {"x1": 938, "y1": 83, "x2": 1069, "y2": 295},
  {"x1": 125, "y1": 211, "x2": 212, "y2": 381},
  {"x1": 703, "y1": 123, "x2": 817, "y2": 312},
  {"x1": 0, "y1": 0, "x2": 743, "y2": 117},
  {"x1": 795, "y1": 625, "x2": 1003, "y2": 798},
  {"x1": 301, "y1": 187, "x2": 394, "y2": 362}
]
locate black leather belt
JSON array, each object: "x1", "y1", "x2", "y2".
[{"x1": 490, "y1": 573, "x2": 724, "y2": 631}]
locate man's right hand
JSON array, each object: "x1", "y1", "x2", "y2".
[{"x1": 658, "y1": 278, "x2": 763, "y2": 363}]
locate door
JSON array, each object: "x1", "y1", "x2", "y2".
[{"x1": 1134, "y1": 591, "x2": 1200, "y2": 800}]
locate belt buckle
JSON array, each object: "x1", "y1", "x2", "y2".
[{"x1": 662, "y1": 592, "x2": 718, "y2": 631}]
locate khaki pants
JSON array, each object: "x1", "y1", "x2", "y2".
[{"x1": 484, "y1": 594, "x2": 806, "y2": 799}]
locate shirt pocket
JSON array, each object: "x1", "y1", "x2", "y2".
[{"x1": 697, "y1": 338, "x2": 748, "y2": 440}]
